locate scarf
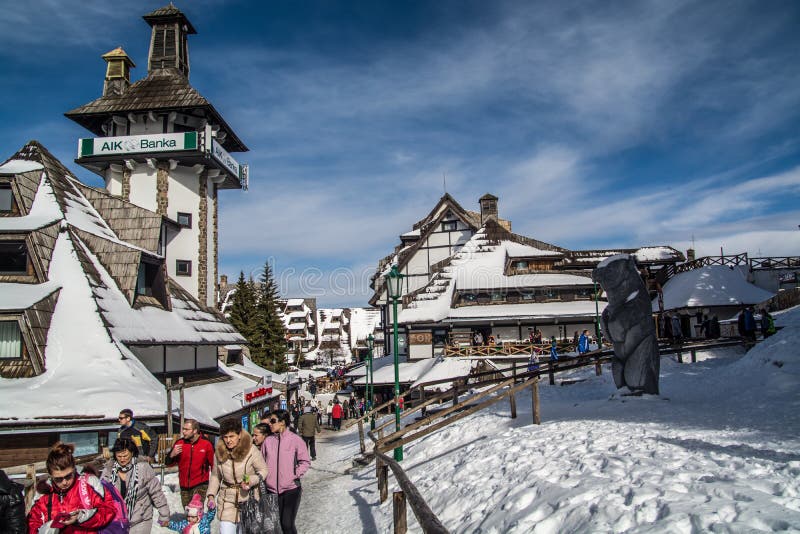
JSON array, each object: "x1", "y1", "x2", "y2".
[{"x1": 111, "y1": 459, "x2": 139, "y2": 515}]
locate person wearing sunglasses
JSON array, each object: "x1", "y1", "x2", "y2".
[
  {"x1": 206, "y1": 418, "x2": 268, "y2": 534},
  {"x1": 28, "y1": 442, "x2": 117, "y2": 533},
  {"x1": 261, "y1": 409, "x2": 311, "y2": 534}
]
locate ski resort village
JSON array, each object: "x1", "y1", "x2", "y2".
[{"x1": 0, "y1": 2, "x2": 799, "y2": 533}]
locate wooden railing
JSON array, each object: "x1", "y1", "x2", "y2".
[
  {"x1": 750, "y1": 256, "x2": 800, "y2": 270},
  {"x1": 444, "y1": 341, "x2": 575, "y2": 357}
]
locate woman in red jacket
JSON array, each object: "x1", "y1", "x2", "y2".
[
  {"x1": 331, "y1": 399, "x2": 343, "y2": 431},
  {"x1": 27, "y1": 442, "x2": 117, "y2": 534}
]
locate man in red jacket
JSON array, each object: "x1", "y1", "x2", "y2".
[
  {"x1": 166, "y1": 419, "x2": 214, "y2": 507},
  {"x1": 331, "y1": 399, "x2": 343, "y2": 431}
]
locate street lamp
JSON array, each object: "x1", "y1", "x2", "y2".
[
  {"x1": 366, "y1": 333, "x2": 375, "y2": 430},
  {"x1": 594, "y1": 280, "x2": 602, "y2": 345},
  {"x1": 385, "y1": 264, "x2": 404, "y2": 461}
]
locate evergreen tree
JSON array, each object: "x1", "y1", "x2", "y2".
[
  {"x1": 228, "y1": 271, "x2": 258, "y2": 344},
  {"x1": 252, "y1": 260, "x2": 289, "y2": 372}
]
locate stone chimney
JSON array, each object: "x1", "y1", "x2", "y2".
[
  {"x1": 102, "y1": 47, "x2": 135, "y2": 96},
  {"x1": 686, "y1": 248, "x2": 696, "y2": 261},
  {"x1": 220, "y1": 274, "x2": 228, "y2": 287},
  {"x1": 479, "y1": 193, "x2": 499, "y2": 226}
]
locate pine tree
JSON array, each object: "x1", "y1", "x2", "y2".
[
  {"x1": 228, "y1": 271, "x2": 258, "y2": 344},
  {"x1": 252, "y1": 260, "x2": 289, "y2": 373}
]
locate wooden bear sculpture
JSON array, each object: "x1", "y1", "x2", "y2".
[{"x1": 593, "y1": 254, "x2": 660, "y2": 395}]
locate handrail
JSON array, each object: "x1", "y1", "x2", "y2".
[{"x1": 367, "y1": 430, "x2": 450, "y2": 534}]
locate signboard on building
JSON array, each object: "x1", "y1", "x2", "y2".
[
  {"x1": 242, "y1": 376, "x2": 273, "y2": 406},
  {"x1": 78, "y1": 132, "x2": 198, "y2": 157}
]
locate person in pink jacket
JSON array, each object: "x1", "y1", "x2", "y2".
[{"x1": 261, "y1": 409, "x2": 311, "y2": 534}]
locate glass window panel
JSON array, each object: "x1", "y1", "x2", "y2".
[
  {"x1": 0, "y1": 186, "x2": 12, "y2": 212},
  {"x1": 0, "y1": 321, "x2": 22, "y2": 358}
]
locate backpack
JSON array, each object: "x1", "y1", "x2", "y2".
[{"x1": 78, "y1": 475, "x2": 130, "y2": 534}]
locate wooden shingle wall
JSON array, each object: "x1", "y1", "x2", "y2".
[
  {"x1": 23, "y1": 290, "x2": 60, "y2": 374},
  {"x1": 72, "y1": 228, "x2": 142, "y2": 304},
  {"x1": 75, "y1": 183, "x2": 161, "y2": 253},
  {"x1": 11, "y1": 169, "x2": 41, "y2": 214},
  {"x1": 29, "y1": 222, "x2": 60, "y2": 277}
]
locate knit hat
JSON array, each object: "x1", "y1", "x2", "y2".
[{"x1": 185, "y1": 493, "x2": 204, "y2": 519}]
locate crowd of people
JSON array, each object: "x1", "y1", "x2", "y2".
[{"x1": 15, "y1": 404, "x2": 322, "y2": 534}]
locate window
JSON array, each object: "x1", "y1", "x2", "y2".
[
  {"x1": 0, "y1": 241, "x2": 27, "y2": 274},
  {"x1": 136, "y1": 260, "x2": 160, "y2": 296},
  {"x1": 0, "y1": 184, "x2": 13, "y2": 213},
  {"x1": 176, "y1": 260, "x2": 192, "y2": 276},
  {"x1": 176, "y1": 212, "x2": 192, "y2": 228},
  {"x1": 515, "y1": 261, "x2": 528, "y2": 270},
  {"x1": 441, "y1": 221, "x2": 457, "y2": 232},
  {"x1": 0, "y1": 320, "x2": 22, "y2": 358}
]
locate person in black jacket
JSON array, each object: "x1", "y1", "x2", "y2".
[{"x1": 0, "y1": 469, "x2": 26, "y2": 534}]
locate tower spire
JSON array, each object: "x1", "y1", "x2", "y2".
[{"x1": 142, "y1": 4, "x2": 197, "y2": 78}]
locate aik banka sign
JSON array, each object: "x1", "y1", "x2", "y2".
[{"x1": 78, "y1": 132, "x2": 198, "y2": 157}]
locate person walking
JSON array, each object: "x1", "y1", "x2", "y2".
[
  {"x1": 252, "y1": 423, "x2": 270, "y2": 451},
  {"x1": 577, "y1": 330, "x2": 590, "y2": 354},
  {"x1": 549, "y1": 336, "x2": 559, "y2": 361},
  {"x1": 28, "y1": 442, "x2": 117, "y2": 533},
  {"x1": 297, "y1": 406, "x2": 321, "y2": 460},
  {"x1": 166, "y1": 418, "x2": 215, "y2": 509},
  {"x1": 743, "y1": 306, "x2": 757, "y2": 341},
  {"x1": 326, "y1": 400, "x2": 333, "y2": 428},
  {"x1": 262, "y1": 410, "x2": 311, "y2": 534},
  {"x1": 116, "y1": 409, "x2": 158, "y2": 462},
  {"x1": 101, "y1": 438, "x2": 170, "y2": 533},
  {"x1": 206, "y1": 418, "x2": 269, "y2": 534},
  {"x1": 331, "y1": 399, "x2": 343, "y2": 431},
  {"x1": 760, "y1": 308, "x2": 776, "y2": 338},
  {"x1": 0, "y1": 469, "x2": 25, "y2": 534},
  {"x1": 671, "y1": 314, "x2": 683, "y2": 342}
]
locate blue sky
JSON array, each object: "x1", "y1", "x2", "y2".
[{"x1": 1, "y1": 0, "x2": 799, "y2": 307}]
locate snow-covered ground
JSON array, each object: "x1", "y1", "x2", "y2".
[{"x1": 147, "y1": 305, "x2": 800, "y2": 532}]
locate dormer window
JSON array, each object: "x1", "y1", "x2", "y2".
[
  {"x1": 0, "y1": 320, "x2": 22, "y2": 359},
  {"x1": 0, "y1": 241, "x2": 27, "y2": 274},
  {"x1": 0, "y1": 184, "x2": 16, "y2": 214},
  {"x1": 442, "y1": 221, "x2": 457, "y2": 232}
]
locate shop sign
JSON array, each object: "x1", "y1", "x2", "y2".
[
  {"x1": 243, "y1": 376, "x2": 273, "y2": 405},
  {"x1": 78, "y1": 132, "x2": 197, "y2": 157}
]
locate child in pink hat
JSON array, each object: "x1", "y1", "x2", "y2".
[{"x1": 167, "y1": 493, "x2": 216, "y2": 534}]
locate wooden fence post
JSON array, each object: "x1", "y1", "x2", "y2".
[
  {"x1": 178, "y1": 376, "x2": 185, "y2": 431},
  {"x1": 393, "y1": 491, "x2": 408, "y2": 534},
  {"x1": 358, "y1": 420, "x2": 366, "y2": 455},
  {"x1": 509, "y1": 388, "x2": 517, "y2": 419},
  {"x1": 452, "y1": 380, "x2": 459, "y2": 406},
  {"x1": 677, "y1": 351, "x2": 683, "y2": 363},
  {"x1": 378, "y1": 464, "x2": 389, "y2": 503},
  {"x1": 595, "y1": 358, "x2": 602, "y2": 376},
  {"x1": 166, "y1": 377, "x2": 173, "y2": 436},
  {"x1": 512, "y1": 362, "x2": 517, "y2": 384},
  {"x1": 532, "y1": 378, "x2": 540, "y2": 425},
  {"x1": 548, "y1": 363, "x2": 555, "y2": 385},
  {"x1": 376, "y1": 454, "x2": 383, "y2": 479},
  {"x1": 25, "y1": 464, "x2": 36, "y2": 512},
  {"x1": 691, "y1": 349, "x2": 697, "y2": 363}
]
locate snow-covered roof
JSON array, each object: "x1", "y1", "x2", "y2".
[
  {"x1": 447, "y1": 300, "x2": 607, "y2": 321},
  {"x1": 505, "y1": 241, "x2": 563, "y2": 258},
  {"x1": 0, "y1": 281, "x2": 61, "y2": 311},
  {"x1": 286, "y1": 298, "x2": 305, "y2": 307},
  {"x1": 348, "y1": 307, "x2": 382, "y2": 349},
  {"x1": 0, "y1": 141, "x2": 248, "y2": 426},
  {"x1": 400, "y1": 230, "x2": 599, "y2": 324},
  {"x1": 410, "y1": 358, "x2": 475, "y2": 389},
  {"x1": 654, "y1": 265, "x2": 775, "y2": 311},
  {"x1": 353, "y1": 357, "x2": 437, "y2": 386}
]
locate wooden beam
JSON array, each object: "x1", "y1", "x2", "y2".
[
  {"x1": 394, "y1": 491, "x2": 408, "y2": 534},
  {"x1": 532, "y1": 378, "x2": 540, "y2": 425}
]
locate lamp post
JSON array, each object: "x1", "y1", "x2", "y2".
[
  {"x1": 594, "y1": 280, "x2": 602, "y2": 345},
  {"x1": 366, "y1": 333, "x2": 375, "y2": 430},
  {"x1": 385, "y1": 265, "x2": 404, "y2": 461}
]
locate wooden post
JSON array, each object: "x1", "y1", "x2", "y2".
[
  {"x1": 24, "y1": 464, "x2": 36, "y2": 512},
  {"x1": 691, "y1": 349, "x2": 697, "y2": 363},
  {"x1": 178, "y1": 376, "x2": 185, "y2": 431},
  {"x1": 532, "y1": 377, "x2": 540, "y2": 425},
  {"x1": 166, "y1": 377, "x2": 173, "y2": 436},
  {"x1": 509, "y1": 388, "x2": 517, "y2": 419},
  {"x1": 393, "y1": 491, "x2": 408, "y2": 534},
  {"x1": 512, "y1": 361, "x2": 517, "y2": 384},
  {"x1": 595, "y1": 358, "x2": 602, "y2": 376},
  {"x1": 358, "y1": 419, "x2": 366, "y2": 454},
  {"x1": 452, "y1": 380, "x2": 459, "y2": 406},
  {"x1": 376, "y1": 454, "x2": 383, "y2": 478},
  {"x1": 378, "y1": 464, "x2": 389, "y2": 503},
  {"x1": 548, "y1": 363, "x2": 555, "y2": 386},
  {"x1": 677, "y1": 351, "x2": 683, "y2": 364}
]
